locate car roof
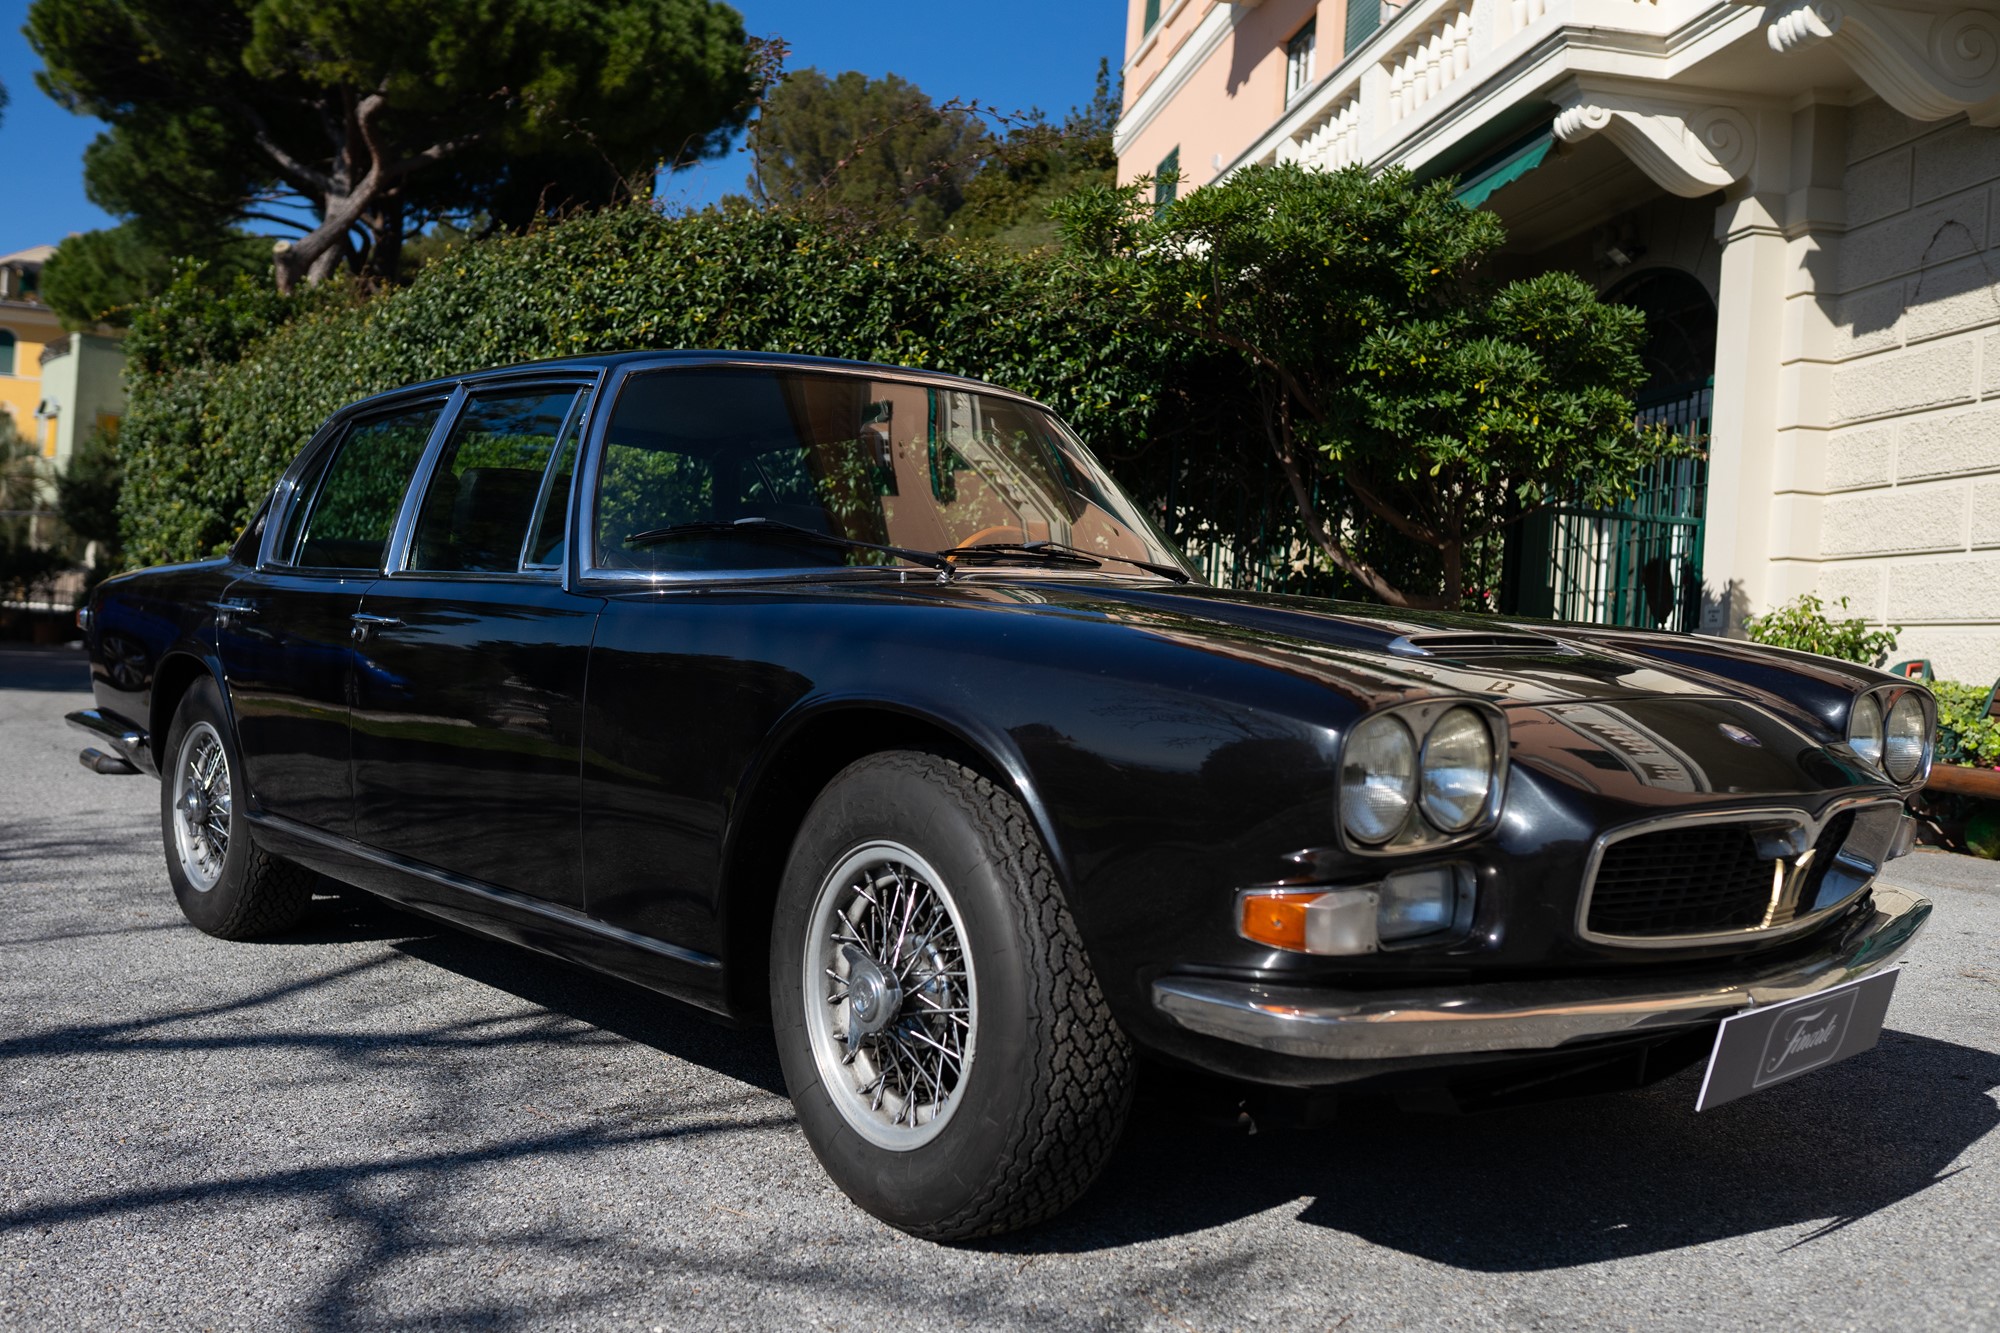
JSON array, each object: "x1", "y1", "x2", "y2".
[{"x1": 339, "y1": 349, "x2": 1032, "y2": 416}]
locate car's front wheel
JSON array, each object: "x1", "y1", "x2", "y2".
[
  {"x1": 160, "y1": 675, "x2": 314, "y2": 939},
  {"x1": 771, "y1": 752, "x2": 1134, "y2": 1240}
]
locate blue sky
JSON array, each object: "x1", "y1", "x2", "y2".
[{"x1": 0, "y1": 0, "x2": 1125, "y2": 257}]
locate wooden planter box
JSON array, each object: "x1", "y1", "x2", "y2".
[{"x1": 1924, "y1": 763, "x2": 2000, "y2": 799}]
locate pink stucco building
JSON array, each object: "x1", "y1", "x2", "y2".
[{"x1": 1116, "y1": 0, "x2": 2000, "y2": 679}]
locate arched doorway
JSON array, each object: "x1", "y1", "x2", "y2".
[{"x1": 1506, "y1": 268, "x2": 1716, "y2": 631}]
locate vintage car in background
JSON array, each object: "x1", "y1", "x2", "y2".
[{"x1": 70, "y1": 352, "x2": 1934, "y2": 1239}]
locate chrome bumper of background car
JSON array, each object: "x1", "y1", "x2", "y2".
[
  {"x1": 1153, "y1": 885, "x2": 1931, "y2": 1061},
  {"x1": 65, "y1": 709, "x2": 155, "y2": 777}
]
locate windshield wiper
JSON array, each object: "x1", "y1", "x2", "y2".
[
  {"x1": 625, "y1": 518, "x2": 946, "y2": 571},
  {"x1": 935, "y1": 540, "x2": 1191, "y2": 583}
]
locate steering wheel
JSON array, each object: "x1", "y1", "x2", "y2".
[{"x1": 956, "y1": 524, "x2": 1027, "y2": 549}]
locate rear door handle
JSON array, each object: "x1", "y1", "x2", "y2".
[
  {"x1": 212, "y1": 599, "x2": 260, "y2": 627},
  {"x1": 349, "y1": 612, "x2": 403, "y2": 643}
]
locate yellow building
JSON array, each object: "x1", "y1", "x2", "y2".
[
  {"x1": 0, "y1": 246, "x2": 64, "y2": 459},
  {"x1": 0, "y1": 244, "x2": 126, "y2": 471}
]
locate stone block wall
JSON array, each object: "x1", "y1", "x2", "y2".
[{"x1": 1815, "y1": 102, "x2": 2000, "y2": 684}]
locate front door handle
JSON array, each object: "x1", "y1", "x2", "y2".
[
  {"x1": 212, "y1": 599, "x2": 260, "y2": 628},
  {"x1": 349, "y1": 612, "x2": 403, "y2": 643}
]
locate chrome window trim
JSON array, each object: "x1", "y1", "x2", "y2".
[
  {"x1": 519, "y1": 387, "x2": 594, "y2": 572},
  {"x1": 259, "y1": 388, "x2": 460, "y2": 575},
  {"x1": 571, "y1": 359, "x2": 1179, "y2": 591},
  {"x1": 257, "y1": 417, "x2": 345, "y2": 571},
  {"x1": 1573, "y1": 794, "x2": 1907, "y2": 949},
  {"x1": 386, "y1": 374, "x2": 601, "y2": 582},
  {"x1": 381, "y1": 384, "x2": 470, "y2": 576}
]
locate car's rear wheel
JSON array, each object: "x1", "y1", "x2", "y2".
[
  {"x1": 160, "y1": 676, "x2": 314, "y2": 939},
  {"x1": 771, "y1": 751, "x2": 1134, "y2": 1240}
]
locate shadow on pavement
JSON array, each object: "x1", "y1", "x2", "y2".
[
  {"x1": 11, "y1": 862, "x2": 1986, "y2": 1295},
  {"x1": 1016, "y1": 1027, "x2": 1998, "y2": 1266},
  {"x1": 240, "y1": 892, "x2": 2000, "y2": 1273},
  {"x1": 0, "y1": 645, "x2": 90, "y2": 692},
  {"x1": 390, "y1": 918, "x2": 789, "y2": 1098}
]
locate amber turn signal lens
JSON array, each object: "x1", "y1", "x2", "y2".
[{"x1": 1240, "y1": 892, "x2": 1318, "y2": 951}]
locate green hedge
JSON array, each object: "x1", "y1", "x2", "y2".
[
  {"x1": 121, "y1": 206, "x2": 1222, "y2": 569},
  {"x1": 1932, "y1": 679, "x2": 2000, "y2": 768}
]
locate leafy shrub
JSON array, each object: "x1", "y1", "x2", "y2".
[
  {"x1": 119, "y1": 206, "x2": 1212, "y2": 569},
  {"x1": 1742, "y1": 593, "x2": 1899, "y2": 666},
  {"x1": 1930, "y1": 679, "x2": 2000, "y2": 767}
]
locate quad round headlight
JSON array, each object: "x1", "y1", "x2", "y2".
[
  {"x1": 1420, "y1": 707, "x2": 1495, "y2": 832},
  {"x1": 1340, "y1": 713, "x2": 1417, "y2": 844},
  {"x1": 1848, "y1": 692, "x2": 1883, "y2": 768},
  {"x1": 1883, "y1": 691, "x2": 1929, "y2": 782}
]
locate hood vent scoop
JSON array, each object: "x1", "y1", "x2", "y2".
[{"x1": 1391, "y1": 631, "x2": 1578, "y2": 658}]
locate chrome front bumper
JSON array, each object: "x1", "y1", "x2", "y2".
[{"x1": 1153, "y1": 885, "x2": 1931, "y2": 1061}]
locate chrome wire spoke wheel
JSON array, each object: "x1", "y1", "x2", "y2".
[
  {"x1": 170, "y1": 720, "x2": 232, "y2": 893},
  {"x1": 802, "y1": 840, "x2": 978, "y2": 1151}
]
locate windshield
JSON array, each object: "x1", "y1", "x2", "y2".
[{"x1": 591, "y1": 366, "x2": 1192, "y2": 578}]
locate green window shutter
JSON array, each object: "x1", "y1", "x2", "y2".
[
  {"x1": 1144, "y1": 0, "x2": 1161, "y2": 31},
  {"x1": 1344, "y1": 0, "x2": 1381, "y2": 53},
  {"x1": 1154, "y1": 148, "x2": 1180, "y2": 217}
]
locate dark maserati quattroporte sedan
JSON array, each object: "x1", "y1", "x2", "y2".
[{"x1": 72, "y1": 351, "x2": 1934, "y2": 1238}]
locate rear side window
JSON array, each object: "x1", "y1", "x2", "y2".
[
  {"x1": 406, "y1": 387, "x2": 586, "y2": 573},
  {"x1": 287, "y1": 402, "x2": 444, "y2": 570}
]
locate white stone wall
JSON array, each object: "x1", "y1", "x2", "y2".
[{"x1": 1814, "y1": 102, "x2": 2000, "y2": 684}]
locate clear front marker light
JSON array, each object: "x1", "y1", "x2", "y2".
[
  {"x1": 1239, "y1": 865, "x2": 1469, "y2": 955},
  {"x1": 1848, "y1": 692, "x2": 1883, "y2": 768},
  {"x1": 1420, "y1": 707, "x2": 1495, "y2": 832},
  {"x1": 1884, "y1": 691, "x2": 1928, "y2": 781},
  {"x1": 1340, "y1": 714, "x2": 1417, "y2": 845}
]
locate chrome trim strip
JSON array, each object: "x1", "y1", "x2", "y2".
[
  {"x1": 1154, "y1": 886, "x2": 1930, "y2": 1060},
  {"x1": 250, "y1": 812, "x2": 722, "y2": 971},
  {"x1": 1573, "y1": 795, "x2": 1907, "y2": 949},
  {"x1": 570, "y1": 359, "x2": 1172, "y2": 589},
  {"x1": 381, "y1": 385, "x2": 470, "y2": 577},
  {"x1": 65, "y1": 708, "x2": 156, "y2": 776}
]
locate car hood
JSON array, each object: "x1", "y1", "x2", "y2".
[{"x1": 908, "y1": 578, "x2": 1870, "y2": 722}]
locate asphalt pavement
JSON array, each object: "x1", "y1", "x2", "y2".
[{"x1": 2, "y1": 642, "x2": 1996, "y2": 1331}]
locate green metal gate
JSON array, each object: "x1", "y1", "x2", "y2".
[{"x1": 1510, "y1": 380, "x2": 1710, "y2": 632}]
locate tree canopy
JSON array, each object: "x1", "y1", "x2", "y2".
[
  {"x1": 1056, "y1": 163, "x2": 1666, "y2": 608},
  {"x1": 42, "y1": 222, "x2": 267, "y2": 329},
  {"x1": 742, "y1": 62, "x2": 1119, "y2": 245},
  {"x1": 954, "y1": 60, "x2": 1118, "y2": 248},
  {"x1": 746, "y1": 68, "x2": 988, "y2": 236},
  {"x1": 28, "y1": 0, "x2": 759, "y2": 290}
]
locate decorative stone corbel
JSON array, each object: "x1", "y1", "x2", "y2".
[
  {"x1": 1755, "y1": 0, "x2": 2000, "y2": 126},
  {"x1": 1551, "y1": 81, "x2": 1760, "y2": 197}
]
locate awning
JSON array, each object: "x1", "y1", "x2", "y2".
[{"x1": 1453, "y1": 129, "x2": 1555, "y2": 210}]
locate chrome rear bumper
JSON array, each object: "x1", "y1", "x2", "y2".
[
  {"x1": 1153, "y1": 885, "x2": 1931, "y2": 1061},
  {"x1": 66, "y1": 709, "x2": 156, "y2": 777}
]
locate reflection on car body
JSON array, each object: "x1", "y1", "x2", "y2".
[{"x1": 67, "y1": 351, "x2": 1935, "y2": 1239}]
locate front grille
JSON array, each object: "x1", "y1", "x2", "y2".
[
  {"x1": 1797, "y1": 810, "x2": 1857, "y2": 915},
  {"x1": 1587, "y1": 825, "x2": 1774, "y2": 938},
  {"x1": 1584, "y1": 810, "x2": 1870, "y2": 941}
]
